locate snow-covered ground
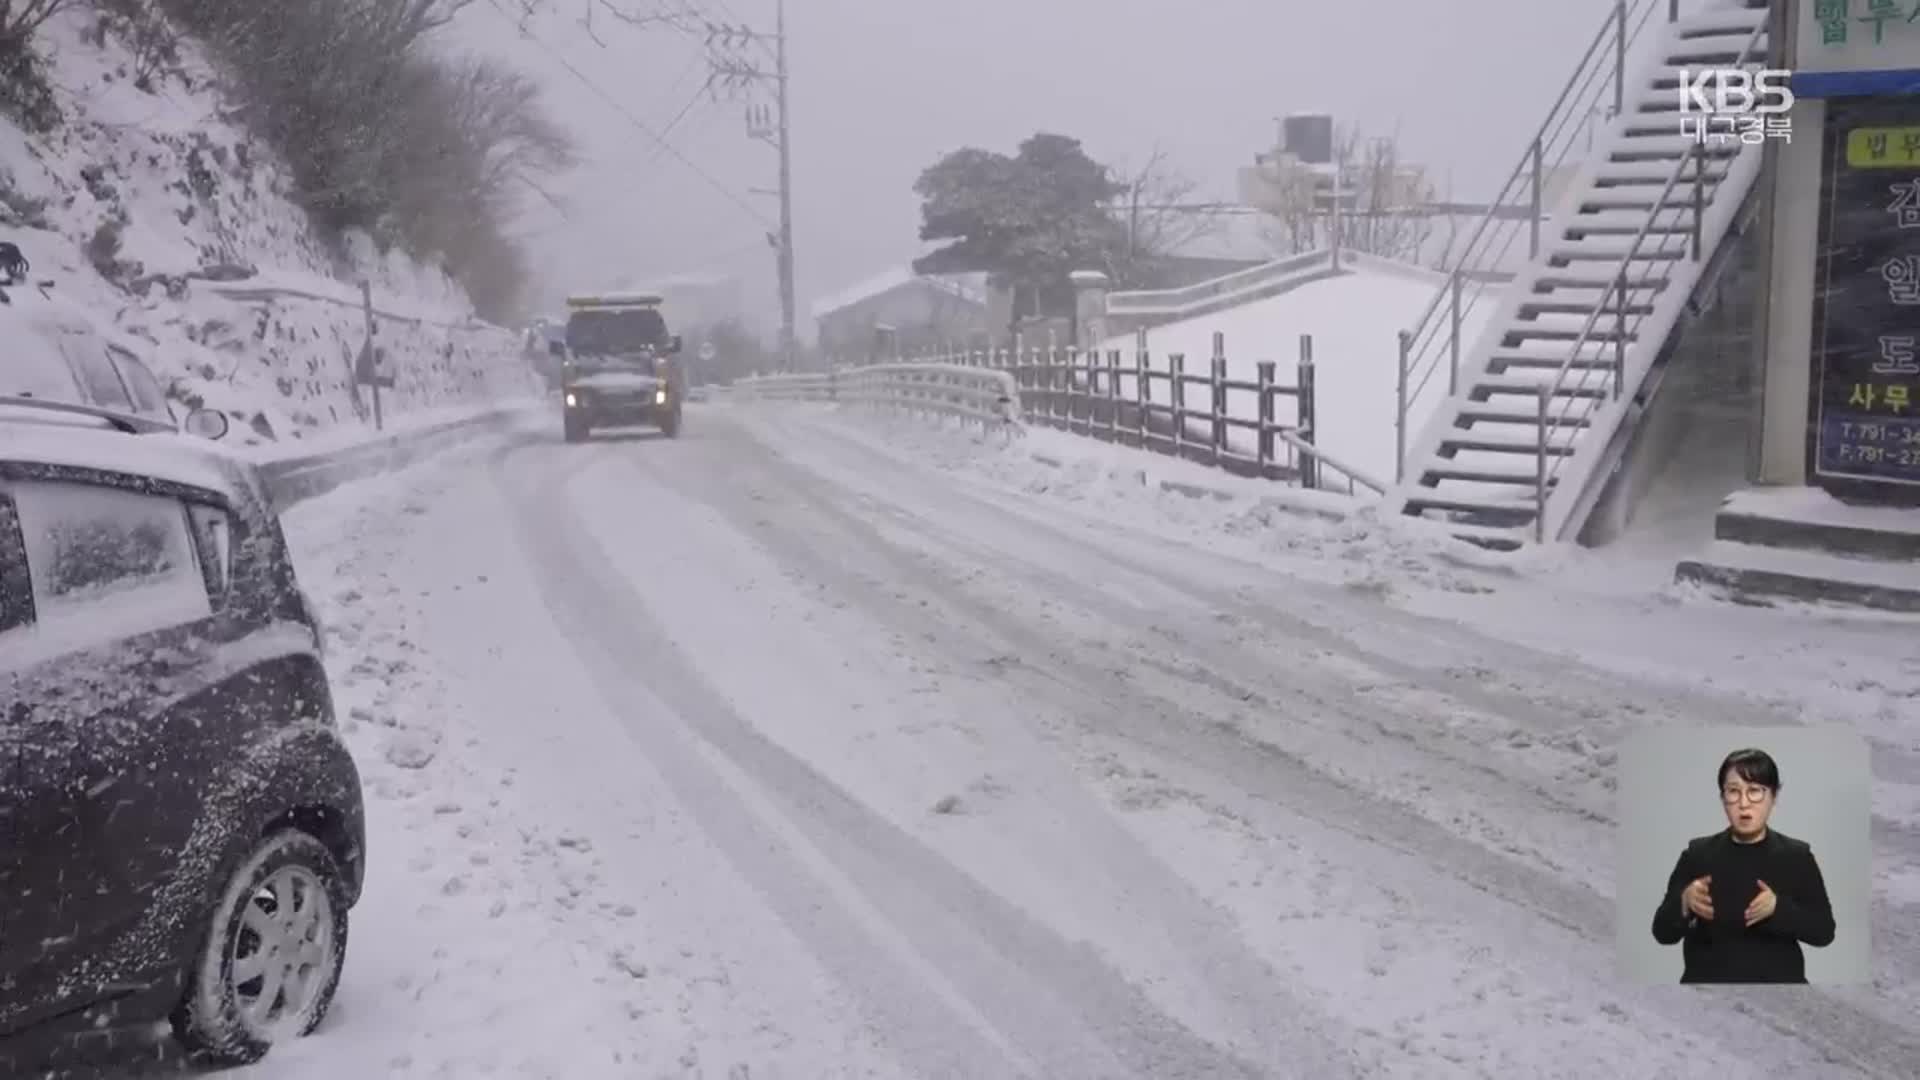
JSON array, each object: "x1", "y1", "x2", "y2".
[
  {"x1": 1094, "y1": 256, "x2": 1492, "y2": 485},
  {"x1": 78, "y1": 399, "x2": 1915, "y2": 1077}
]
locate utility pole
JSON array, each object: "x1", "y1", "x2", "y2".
[{"x1": 707, "y1": 2, "x2": 794, "y2": 370}]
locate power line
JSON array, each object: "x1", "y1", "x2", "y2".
[
  {"x1": 482, "y1": 0, "x2": 773, "y2": 228},
  {"x1": 645, "y1": 51, "x2": 711, "y2": 157}
]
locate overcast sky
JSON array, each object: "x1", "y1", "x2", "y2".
[{"x1": 452, "y1": 0, "x2": 1627, "y2": 333}]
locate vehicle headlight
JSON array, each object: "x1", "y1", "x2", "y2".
[
  {"x1": 565, "y1": 392, "x2": 579, "y2": 407},
  {"x1": 655, "y1": 389, "x2": 667, "y2": 404}
]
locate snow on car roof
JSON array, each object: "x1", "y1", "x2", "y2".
[
  {"x1": 0, "y1": 413, "x2": 238, "y2": 494},
  {"x1": 566, "y1": 292, "x2": 662, "y2": 309}
]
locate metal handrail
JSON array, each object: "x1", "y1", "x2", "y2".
[
  {"x1": 1394, "y1": 0, "x2": 1667, "y2": 477},
  {"x1": 1529, "y1": 10, "x2": 1769, "y2": 541}
]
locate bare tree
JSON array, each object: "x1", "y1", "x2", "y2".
[
  {"x1": 1103, "y1": 143, "x2": 1227, "y2": 287},
  {"x1": 0, "y1": 0, "x2": 66, "y2": 43}
]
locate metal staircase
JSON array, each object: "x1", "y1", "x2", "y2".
[{"x1": 1382, "y1": 0, "x2": 1772, "y2": 548}]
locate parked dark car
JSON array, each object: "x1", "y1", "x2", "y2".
[{"x1": 0, "y1": 397, "x2": 363, "y2": 1072}]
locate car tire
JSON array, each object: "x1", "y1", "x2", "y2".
[
  {"x1": 563, "y1": 413, "x2": 589, "y2": 442},
  {"x1": 169, "y1": 830, "x2": 351, "y2": 1066},
  {"x1": 659, "y1": 406, "x2": 682, "y2": 438}
]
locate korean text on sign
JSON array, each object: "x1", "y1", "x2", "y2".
[
  {"x1": 1846, "y1": 127, "x2": 1920, "y2": 168},
  {"x1": 1681, "y1": 115, "x2": 1790, "y2": 145},
  {"x1": 1821, "y1": 1, "x2": 1920, "y2": 45}
]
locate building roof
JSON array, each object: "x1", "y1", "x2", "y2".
[
  {"x1": 621, "y1": 271, "x2": 739, "y2": 292},
  {"x1": 810, "y1": 267, "x2": 988, "y2": 321}
]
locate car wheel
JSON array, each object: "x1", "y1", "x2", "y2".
[
  {"x1": 563, "y1": 413, "x2": 589, "y2": 442},
  {"x1": 169, "y1": 830, "x2": 350, "y2": 1066}
]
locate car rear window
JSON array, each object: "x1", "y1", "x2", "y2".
[{"x1": 3, "y1": 481, "x2": 211, "y2": 665}]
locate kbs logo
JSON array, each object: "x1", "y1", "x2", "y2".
[{"x1": 1676, "y1": 69, "x2": 1794, "y2": 145}]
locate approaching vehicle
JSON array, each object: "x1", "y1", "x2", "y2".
[
  {"x1": 554, "y1": 292, "x2": 685, "y2": 442},
  {"x1": 523, "y1": 316, "x2": 567, "y2": 390},
  {"x1": 0, "y1": 399, "x2": 363, "y2": 1071},
  {"x1": 0, "y1": 284, "x2": 229, "y2": 440}
]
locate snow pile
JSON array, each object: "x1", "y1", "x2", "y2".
[
  {"x1": 1097, "y1": 257, "x2": 1489, "y2": 484},
  {"x1": 0, "y1": 9, "x2": 540, "y2": 450},
  {"x1": 756, "y1": 403, "x2": 1920, "y2": 749},
  {"x1": 797, "y1": 407, "x2": 1550, "y2": 597}
]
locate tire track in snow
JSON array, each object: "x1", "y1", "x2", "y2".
[
  {"x1": 761, "y1": 406, "x2": 1920, "y2": 895},
  {"x1": 610, "y1": 437, "x2": 1389, "y2": 1075},
  {"x1": 490, "y1": 440, "x2": 1291, "y2": 1080},
  {"x1": 696, "y1": 408, "x2": 1920, "y2": 1077},
  {"x1": 755, "y1": 408, "x2": 1920, "y2": 986},
  {"x1": 622, "y1": 419, "x2": 1878, "y2": 1077},
  {"x1": 766, "y1": 408, "x2": 1920, "y2": 770},
  {"x1": 767, "y1": 410, "x2": 1920, "y2": 850}
]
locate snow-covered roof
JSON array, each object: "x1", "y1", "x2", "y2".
[
  {"x1": 623, "y1": 271, "x2": 738, "y2": 292},
  {"x1": 0, "y1": 415, "x2": 236, "y2": 493},
  {"x1": 567, "y1": 291, "x2": 662, "y2": 308},
  {"x1": 810, "y1": 268, "x2": 988, "y2": 321}
]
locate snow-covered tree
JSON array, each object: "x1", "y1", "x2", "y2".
[{"x1": 911, "y1": 132, "x2": 1125, "y2": 324}]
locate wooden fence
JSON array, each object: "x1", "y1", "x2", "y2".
[{"x1": 845, "y1": 331, "x2": 1386, "y2": 496}]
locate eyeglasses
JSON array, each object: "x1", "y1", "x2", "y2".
[{"x1": 1723, "y1": 786, "x2": 1771, "y2": 804}]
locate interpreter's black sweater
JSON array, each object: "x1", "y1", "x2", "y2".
[{"x1": 1650, "y1": 828, "x2": 1836, "y2": 984}]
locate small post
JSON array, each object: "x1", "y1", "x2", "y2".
[
  {"x1": 1614, "y1": 1, "x2": 1627, "y2": 117},
  {"x1": 1395, "y1": 329, "x2": 1411, "y2": 483},
  {"x1": 1613, "y1": 269, "x2": 1628, "y2": 399},
  {"x1": 1256, "y1": 360, "x2": 1276, "y2": 477},
  {"x1": 1210, "y1": 331, "x2": 1227, "y2": 461},
  {"x1": 1013, "y1": 333, "x2": 1025, "y2": 402},
  {"x1": 1449, "y1": 270, "x2": 1462, "y2": 395},
  {"x1": 362, "y1": 281, "x2": 381, "y2": 431},
  {"x1": 1169, "y1": 352, "x2": 1186, "y2": 456},
  {"x1": 1106, "y1": 349, "x2": 1121, "y2": 441},
  {"x1": 1330, "y1": 160, "x2": 1343, "y2": 272},
  {"x1": 1691, "y1": 142, "x2": 1706, "y2": 260},
  {"x1": 1298, "y1": 334, "x2": 1318, "y2": 490},
  {"x1": 1529, "y1": 137, "x2": 1543, "y2": 258},
  {"x1": 1055, "y1": 346, "x2": 1068, "y2": 427},
  {"x1": 1135, "y1": 335, "x2": 1150, "y2": 445},
  {"x1": 1049, "y1": 346, "x2": 1062, "y2": 427},
  {"x1": 1066, "y1": 346, "x2": 1081, "y2": 430},
  {"x1": 1535, "y1": 385, "x2": 1550, "y2": 544}
]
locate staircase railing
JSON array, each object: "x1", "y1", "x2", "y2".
[
  {"x1": 1528, "y1": 12, "x2": 1769, "y2": 542},
  {"x1": 1393, "y1": 0, "x2": 1670, "y2": 480}
]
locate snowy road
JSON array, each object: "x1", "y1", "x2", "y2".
[{"x1": 145, "y1": 404, "x2": 1917, "y2": 1078}]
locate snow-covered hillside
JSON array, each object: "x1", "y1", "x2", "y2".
[{"x1": 0, "y1": 8, "x2": 539, "y2": 447}]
